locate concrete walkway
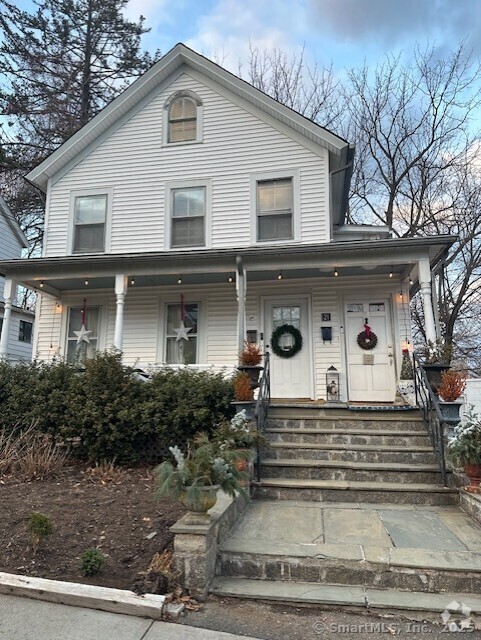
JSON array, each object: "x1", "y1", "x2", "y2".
[{"x1": 0, "y1": 594, "x2": 262, "y2": 640}]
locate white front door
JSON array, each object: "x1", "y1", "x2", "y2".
[
  {"x1": 345, "y1": 299, "x2": 396, "y2": 402},
  {"x1": 265, "y1": 298, "x2": 312, "y2": 399}
]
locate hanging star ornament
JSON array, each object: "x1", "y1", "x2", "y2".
[
  {"x1": 173, "y1": 321, "x2": 192, "y2": 342},
  {"x1": 74, "y1": 324, "x2": 93, "y2": 344}
]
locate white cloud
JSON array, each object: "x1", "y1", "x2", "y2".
[{"x1": 185, "y1": 0, "x2": 308, "y2": 71}]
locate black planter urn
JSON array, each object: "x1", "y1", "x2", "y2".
[
  {"x1": 422, "y1": 363, "x2": 451, "y2": 392},
  {"x1": 237, "y1": 365, "x2": 264, "y2": 390}
]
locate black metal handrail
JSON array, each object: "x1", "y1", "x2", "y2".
[
  {"x1": 254, "y1": 351, "x2": 270, "y2": 482},
  {"x1": 413, "y1": 352, "x2": 448, "y2": 485}
]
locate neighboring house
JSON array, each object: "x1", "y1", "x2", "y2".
[
  {"x1": 0, "y1": 196, "x2": 34, "y2": 361},
  {"x1": 0, "y1": 44, "x2": 454, "y2": 402}
]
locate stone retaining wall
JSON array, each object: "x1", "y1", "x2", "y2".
[
  {"x1": 170, "y1": 491, "x2": 249, "y2": 599},
  {"x1": 460, "y1": 490, "x2": 481, "y2": 526}
]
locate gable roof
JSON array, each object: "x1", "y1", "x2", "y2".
[
  {"x1": 0, "y1": 195, "x2": 28, "y2": 249},
  {"x1": 26, "y1": 43, "x2": 353, "y2": 194}
]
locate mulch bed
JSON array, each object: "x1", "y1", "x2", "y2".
[{"x1": 0, "y1": 462, "x2": 185, "y2": 591}]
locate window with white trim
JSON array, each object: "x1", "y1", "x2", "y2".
[
  {"x1": 73, "y1": 195, "x2": 107, "y2": 253},
  {"x1": 165, "y1": 302, "x2": 198, "y2": 364},
  {"x1": 168, "y1": 96, "x2": 197, "y2": 142},
  {"x1": 66, "y1": 307, "x2": 100, "y2": 364},
  {"x1": 18, "y1": 320, "x2": 33, "y2": 343},
  {"x1": 171, "y1": 186, "x2": 206, "y2": 248},
  {"x1": 257, "y1": 178, "x2": 293, "y2": 241}
]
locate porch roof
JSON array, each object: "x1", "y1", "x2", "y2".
[{"x1": 0, "y1": 235, "x2": 456, "y2": 295}]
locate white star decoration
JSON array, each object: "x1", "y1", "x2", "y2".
[
  {"x1": 173, "y1": 321, "x2": 192, "y2": 342},
  {"x1": 74, "y1": 324, "x2": 93, "y2": 344}
]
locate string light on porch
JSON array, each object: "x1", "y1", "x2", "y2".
[
  {"x1": 177, "y1": 276, "x2": 182, "y2": 284},
  {"x1": 84, "y1": 279, "x2": 89, "y2": 286},
  {"x1": 277, "y1": 271, "x2": 283, "y2": 280},
  {"x1": 228, "y1": 275, "x2": 234, "y2": 283},
  {"x1": 334, "y1": 268, "x2": 339, "y2": 277},
  {"x1": 130, "y1": 277, "x2": 135, "y2": 286},
  {"x1": 39, "y1": 281, "x2": 44, "y2": 288},
  {"x1": 409, "y1": 278, "x2": 414, "y2": 286},
  {"x1": 389, "y1": 267, "x2": 393, "y2": 278}
]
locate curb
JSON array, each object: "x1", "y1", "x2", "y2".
[{"x1": 0, "y1": 571, "x2": 165, "y2": 619}]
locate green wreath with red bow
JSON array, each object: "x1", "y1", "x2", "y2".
[{"x1": 357, "y1": 322, "x2": 378, "y2": 350}]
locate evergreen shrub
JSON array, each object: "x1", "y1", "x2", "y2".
[{"x1": 0, "y1": 352, "x2": 234, "y2": 465}]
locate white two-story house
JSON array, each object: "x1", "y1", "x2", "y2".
[
  {"x1": 0, "y1": 196, "x2": 34, "y2": 361},
  {"x1": 0, "y1": 44, "x2": 453, "y2": 402}
]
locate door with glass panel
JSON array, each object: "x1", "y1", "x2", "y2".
[
  {"x1": 345, "y1": 299, "x2": 396, "y2": 402},
  {"x1": 264, "y1": 299, "x2": 312, "y2": 398}
]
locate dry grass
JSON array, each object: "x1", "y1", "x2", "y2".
[
  {"x1": 0, "y1": 425, "x2": 70, "y2": 481},
  {"x1": 85, "y1": 460, "x2": 127, "y2": 484}
]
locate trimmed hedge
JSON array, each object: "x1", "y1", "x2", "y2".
[{"x1": 0, "y1": 352, "x2": 234, "y2": 465}]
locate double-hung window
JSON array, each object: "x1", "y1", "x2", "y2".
[
  {"x1": 73, "y1": 194, "x2": 107, "y2": 253},
  {"x1": 257, "y1": 178, "x2": 293, "y2": 242},
  {"x1": 171, "y1": 186, "x2": 206, "y2": 248},
  {"x1": 66, "y1": 306, "x2": 100, "y2": 364},
  {"x1": 165, "y1": 302, "x2": 198, "y2": 364}
]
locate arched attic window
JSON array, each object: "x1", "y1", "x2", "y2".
[{"x1": 165, "y1": 91, "x2": 202, "y2": 144}]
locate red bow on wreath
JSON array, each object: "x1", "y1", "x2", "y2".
[{"x1": 364, "y1": 322, "x2": 371, "y2": 337}]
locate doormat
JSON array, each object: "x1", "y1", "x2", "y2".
[{"x1": 347, "y1": 404, "x2": 417, "y2": 412}]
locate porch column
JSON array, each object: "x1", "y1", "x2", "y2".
[
  {"x1": 418, "y1": 258, "x2": 437, "y2": 344},
  {"x1": 113, "y1": 274, "x2": 128, "y2": 351},
  {"x1": 236, "y1": 256, "x2": 246, "y2": 359},
  {"x1": 0, "y1": 278, "x2": 15, "y2": 358}
]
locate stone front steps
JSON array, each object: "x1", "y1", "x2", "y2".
[
  {"x1": 210, "y1": 577, "x2": 481, "y2": 615},
  {"x1": 254, "y1": 406, "x2": 455, "y2": 505},
  {"x1": 268, "y1": 442, "x2": 436, "y2": 464},
  {"x1": 260, "y1": 459, "x2": 442, "y2": 484},
  {"x1": 255, "y1": 479, "x2": 458, "y2": 505},
  {"x1": 211, "y1": 500, "x2": 481, "y2": 612},
  {"x1": 217, "y1": 540, "x2": 481, "y2": 594}
]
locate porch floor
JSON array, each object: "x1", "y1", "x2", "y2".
[{"x1": 213, "y1": 499, "x2": 481, "y2": 613}]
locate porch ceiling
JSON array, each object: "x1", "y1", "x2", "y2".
[
  {"x1": 18, "y1": 264, "x2": 412, "y2": 292},
  {"x1": 0, "y1": 235, "x2": 456, "y2": 294}
]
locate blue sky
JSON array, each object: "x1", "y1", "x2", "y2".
[
  {"x1": 15, "y1": 0, "x2": 481, "y2": 73},
  {"x1": 119, "y1": 0, "x2": 481, "y2": 72}
]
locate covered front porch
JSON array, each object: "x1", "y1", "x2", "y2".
[{"x1": 0, "y1": 236, "x2": 452, "y2": 403}]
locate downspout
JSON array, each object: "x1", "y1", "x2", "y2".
[
  {"x1": 236, "y1": 255, "x2": 246, "y2": 361},
  {"x1": 329, "y1": 144, "x2": 355, "y2": 238}
]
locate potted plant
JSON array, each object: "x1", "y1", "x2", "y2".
[
  {"x1": 232, "y1": 371, "x2": 256, "y2": 417},
  {"x1": 215, "y1": 409, "x2": 269, "y2": 478},
  {"x1": 420, "y1": 338, "x2": 452, "y2": 390},
  {"x1": 397, "y1": 349, "x2": 416, "y2": 406},
  {"x1": 155, "y1": 435, "x2": 248, "y2": 524},
  {"x1": 437, "y1": 369, "x2": 467, "y2": 426},
  {"x1": 447, "y1": 407, "x2": 481, "y2": 493},
  {"x1": 216, "y1": 409, "x2": 269, "y2": 449},
  {"x1": 238, "y1": 342, "x2": 263, "y2": 389}
]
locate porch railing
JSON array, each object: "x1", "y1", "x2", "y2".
[
  {"x1": 255, "y1": 351, "x2": 271, "y2": 482},
  {"x1": 413, "y1": 352, "x2": 448, "y2": 486}
]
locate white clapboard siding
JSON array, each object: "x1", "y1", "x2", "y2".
[
  {"x1": 45, "y1": 72, "x2": 328, "y2": 256},
  {"x1": 0, "y1": 210, "x2": 24, "y2": 301},
  {"x1": 0, "y1": 309, "x2": 34, "y2": 361}
]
